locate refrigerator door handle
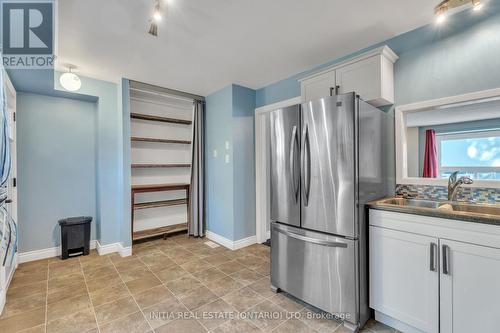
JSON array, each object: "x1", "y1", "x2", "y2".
[
  {"x1": 289, "y1": 126, "x2": 299, "y2": 202},
  {"x1": 274, "y1": 227, "x2": 348, "y2": 248},
  {"x1": 301, "y1": 125, "x2": 311, "y2": 206}
]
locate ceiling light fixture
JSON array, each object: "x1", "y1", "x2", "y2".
[
  {"x1": 434, "y1": 0, "x2": 485, "y2": 23},
  {"x1": 59, "y1": 66, "x2": 81, "y2": 92},
  {"x1": 472, "y1": 0, "x2": 483, "y2": 11},
  {"x1": 148, "y1": 0, "x2": 163, "y2": 37},
  {"x1": 153, "y1": 0, "x2": 162, "y2": 22}
]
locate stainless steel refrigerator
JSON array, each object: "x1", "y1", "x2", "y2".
[{"x1": 270, "y1": 92, "x2": 391, "y2": 331}]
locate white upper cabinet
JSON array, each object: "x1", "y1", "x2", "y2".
[
  {"x1": 299, "y1": 46, "x2": 398, "y2": 107},
  {"x1": 300, "y1": 70, "x2": 336, "y2": 104}
]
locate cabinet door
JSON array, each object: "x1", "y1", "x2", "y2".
[
  {"x1": 300, "y1": 70, "x2": 336, "y2": 103},
  {"x1": 336, "y1": 55, "x2": 393, "y2": 107},
  {"x1": 369, "y1": 226, "x2": 439, "y2": 333},
  {"x1": 440, "y1": 239, "x2": 500, "y2": 333}
]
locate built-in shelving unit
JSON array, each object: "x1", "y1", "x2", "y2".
[
  {"x1": 131, "y1": 137, "x2": 191, "y2": 145},
  {"x1": 131, "y1": 163, "x2": 191, "y2": 169},
  {"x1": 133, "y1": 224, "x2": 188, "y2": 241},
  {"x1": 129, "y1": 82, "x2": 194, "y2": 242},
  {"x1": 134, "y1": 198, "x2": 188, "y2": 210},
  {"x1": 130, "y1": 112, "x2": 192, "y2": 125}
]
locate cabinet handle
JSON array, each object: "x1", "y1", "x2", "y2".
[
  {"x1": 429, "y1": 242, "x2": 437, "y2": 272},
  {"x1": 330, "y1": 87, "x2": 334, "y2": 96},
  {"x1": 335, "y1": 85, "x2": 340, "y2": 95},
  {"x1": 442, "y1": 244, "x2": 450, "y2": 275}
]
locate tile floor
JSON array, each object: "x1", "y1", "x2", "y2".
[{"x1": 0, "y1": 234, "x2": 399, "y2": 333}]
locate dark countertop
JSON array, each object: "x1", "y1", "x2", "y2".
[{"x1": 367, "y1": 198, "x2": 500, "y2": 226}]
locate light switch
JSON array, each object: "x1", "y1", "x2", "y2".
[
  {"x1": 225, "y1": 154, "x2": 230, "y2": 164},
  {"x1": 213, "y1": 149, "x2": 218, "y2": 158},
  {"x1": 225, "y1": 141, "x2": 230, "y2": 150}
]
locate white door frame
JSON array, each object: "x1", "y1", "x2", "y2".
[{"x1": 255, "y1": 96, "x2": 302, "y2": 243}]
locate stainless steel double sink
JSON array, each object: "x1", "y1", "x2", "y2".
[{"x1": 375, "y1": 197, "x2": 500, "y2": 219}]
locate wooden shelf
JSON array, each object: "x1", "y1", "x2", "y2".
[
  {"x1": 132, "y1": 163, "x2": 191, "y2": 169},
  {"x1": 134, "y1": 198, "x2": 188, "y2": 210},
  {"x1": 131, "y1": 112, "x2": 192, "y2": 125},
  {"x1": 131, "y1": 137, "x2": 191, "y2": 145},
  {"x1": 132, "y1": 183, "x2": 190, "y2": 192},
  {"x1": 133, "y1": 223, "x2": 188, "y2": 241}
]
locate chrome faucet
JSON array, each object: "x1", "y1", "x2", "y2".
[{"x1": 448, "y1": 171, "x2": 474, "y2": 201}]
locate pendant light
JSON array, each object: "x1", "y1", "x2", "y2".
[{"x1": 59, "y1": 67, "x2": 82, "y2": 92}]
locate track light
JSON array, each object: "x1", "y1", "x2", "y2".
[
  {"x1": 434, "y1": 1, "x2": 449, "y2": 24},
  {"x1": 436, "y1": 13, "x2": 447, "y2": 24},
  {"x1": 148, "y1": 0, "x2": 162, "y2": 36},
  {"x1": 148, "y1": 23, "x2": 158, "y2": 37},
  {"x1": 153, "y1": 0, "x2": 162, "y2": 22},
  {"x1": 434, "y1": 0, "x2": 485, "y2": 24},
  {"x1": 472, "y1": 0, "x2": 483, "y2": 11}
]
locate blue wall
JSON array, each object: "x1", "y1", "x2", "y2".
[
  {"x1": 205, "y1": 85, "x2": 256, "y2": 241},
  {"x1": 17, "y1": 93, "x2": 98, "y2": 252},
  {"x1": 256, "y1": 3, "x2": 500, "y2": 107},
  {"x1": 205, "y1": 86, "x2": 234, "y2": 240},
  {"x1": 54, "y1": 73, "x2": 123, "y2": 247},
  {"x1": 232, "y1": 85, "x2": 256, "y2": 240},
  {"x1": 8, "y1": 69, "x2": 129, "y2": 252}
]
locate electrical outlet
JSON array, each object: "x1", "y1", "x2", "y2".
[
  {"x1": 225, "y1": 154, "x2": 230, "y2": 164},
  {"x1": 225, "y1": 141, "x2": 230, "y2": 150}
]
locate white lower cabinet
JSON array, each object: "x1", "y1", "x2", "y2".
[
  {"x1": 369, "y1": 209, "x2": 500, "y2": 333},
  {"x1": 440, "y1": 239, "x2": 500, "y2": 333},
  {"x1": 369, "y1": 227, "x2": 439, "y2": 333}
]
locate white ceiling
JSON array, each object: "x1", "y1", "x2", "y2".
[{"x1": 58, "y1": 0, "x2": 436, "y2": 96}]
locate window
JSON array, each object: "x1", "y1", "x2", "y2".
[{"x1": 437, "y1": 130, "x2": 500, "y2": 180}]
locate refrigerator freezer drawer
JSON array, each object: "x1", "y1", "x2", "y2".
[{"x1": 271, "y1": 222, "x2": 358, "y2": 325}]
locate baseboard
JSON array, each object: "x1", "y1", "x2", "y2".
[
  {"x1": 18, "y1": 239, "x2": 132, "y2": 263},
  {"x1": 205, "y1": 231, "x2": 257, "y2": 250},
  {"x1": 18, "y1": 240, "x2": 97, "y2": 263},
  {"x1": 96, "y1": 241, "x2": 132, "y2": 257},
  {"x1": 375, "y1": 311, "x2": 425, "y2": 333},
  {"x1": 119, "y1": 244, "x2": 132, "y2": 257},
  {"x1": 96, "y1": 241, "x2": 119, "y2": 256}
]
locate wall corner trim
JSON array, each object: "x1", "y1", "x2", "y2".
[
  {"x1": 96, "y1": 241, "x2": 132, "y2": 257},
  {"x1": 205, "y1": 231, "x2": 257, "y2": 250}
]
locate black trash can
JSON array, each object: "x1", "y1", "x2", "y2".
[{"x1": 58, "y1": 216, "x2": 92, "y2": 260}]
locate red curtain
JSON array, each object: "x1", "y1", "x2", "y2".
[{"x1": 423, "y1": 129, "x2": 438, "y2": 178}]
